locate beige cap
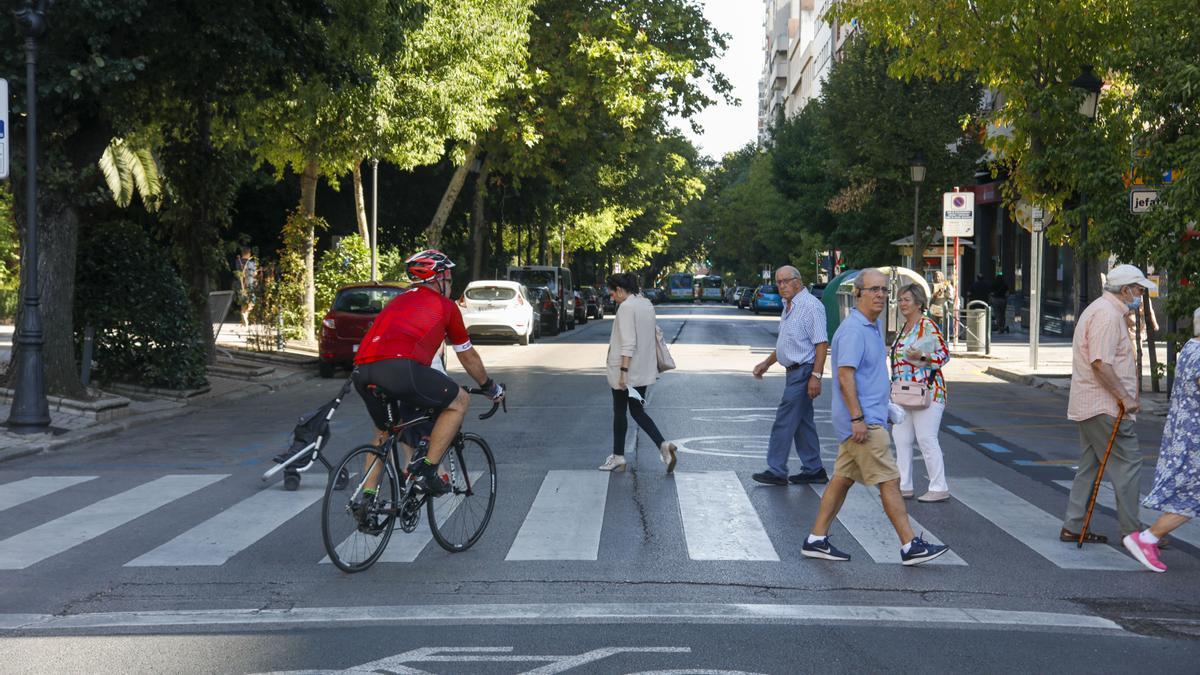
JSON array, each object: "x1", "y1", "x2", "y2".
[{"x1": 1105, "y1": 264, "x2": 1158, "y2": 292}]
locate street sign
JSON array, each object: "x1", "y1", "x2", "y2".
[
  {"x1": 1032, "y1": 206, "x2": 1047, "y2": 232},
  {"x1": 0, "y1": 78, "x2": 8, "y2": 180},
  {"x1": 1130, "y1": 188, "x2": 1159, "y2": 214},
  {"x1": 942, "y1": 190, "x2": 974, "y2": 237}
]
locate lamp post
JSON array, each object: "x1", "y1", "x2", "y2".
[
  {"x1": 1070, "y1": 66, "x2": 1103, "y2": 318},
  {"x1": 909, "y1": 151, "x2": 927, "y2": 271},
  {"x1": 369, "y1": 158, "x2": 379, "y2": 282},
  {"x1": 7, "y1": 0, "x2": 53, "y2": 432}
]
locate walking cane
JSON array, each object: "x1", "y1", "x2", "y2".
[{"x1": 1078, "y1": 402, "x2": 1127, "y2": 548}]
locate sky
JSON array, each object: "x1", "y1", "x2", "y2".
[{"x1": 675, "y1": 0, "x2": 762, "y2": 161}]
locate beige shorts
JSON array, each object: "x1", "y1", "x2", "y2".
[{"x1": 834, "y1": 425, "x2": 901, "y2": 486}]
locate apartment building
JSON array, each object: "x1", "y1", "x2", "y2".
[{"x1": 758, "y1": 0, "x2": 855, "y2": 142}]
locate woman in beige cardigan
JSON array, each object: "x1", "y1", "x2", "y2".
[{"x1": 600, "y1": 273, "x2": 677, "y2": 473}]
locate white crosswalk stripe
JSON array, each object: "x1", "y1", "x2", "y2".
[
  {"x1": 953, "y1": 477, "x2": 1142, "y2": 571},
  {"x1": 810, "y1": 484, "x2": 965, "y2": 565},
  {"x1": 506, "y1": 470, "x2": 609, "y2": 561},
  {"x1": 1053, "y1": 480, "x2": 1200, "y2": 550},
  {"x1": 676, "y1": 471, "x2": 778, "y2": 561},
  {"x1": 0, "y1": 475, "x2": 228, "y2": 570},
  {"x1": 127, "y1": 480, "x2": 324, "y2": 567},
  {"x1": 0, "y1": 476, "x2": 97, "y2": 513}
]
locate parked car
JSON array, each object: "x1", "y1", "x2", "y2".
[
  {"x1": 507, "y1": 265, "x2": 574, "y2": 332},
  {"x1": 457, "y1": 280, "x2": 537, "y2": 346},
  {"x1": 572, "y1": 290, "x2": 588, "y2": 325},
  {"x1": 580, "y1": 285, "x2": 604, "y2": 319},
  {"x1": 751, "y1": 284, "x2": 783, "y2": 314},
  {"x1": 643, "y1": 288, "x2": 665, "y2": 304},
  {"x1": 601, "y1": 288, "x2": 616, "y2": 315},
  {"x1": 318, "y1": 282, "x2": 407, "y2": 378},
  {"x1": 736, "y1": 286, "x2": 754, "y2": 309},
  {"x1": 730, "y1": 286, "x2": 750, "y2": 306},
  {"x1": 530, "y1": 286, "x2": 561, "y2": 336}
]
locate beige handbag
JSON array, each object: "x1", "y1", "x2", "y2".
[
  {"x1": 890, "y1": 379, "x2": 931, "y2": 409},
  {"x1": 655, "y1": 325, "x2": 676, "y2": 372}
]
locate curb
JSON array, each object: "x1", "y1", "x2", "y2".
[{"x1": 0, "y1": 368, "x2": 317, "y2": 464}]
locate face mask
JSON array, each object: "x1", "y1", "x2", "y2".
[{"x1": 1126, "y1": 296, "x2": 1142, "y2": 311}]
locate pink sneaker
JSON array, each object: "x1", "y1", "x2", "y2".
[{"x1": 1123, "y1": 532, "x2": 1167, "y2": 573}]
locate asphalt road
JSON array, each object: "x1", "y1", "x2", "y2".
[{"x1": 1, "y1": 303, "x2": 1198, "y2": 673}]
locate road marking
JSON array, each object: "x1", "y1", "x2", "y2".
[
  {"x1": 269, "y1": 646, "x2": 694, "y2": 675},
  {"x1": 980, "y1": 443, "x2": 1010, "y2": 453},
  {"x1": 0, "y1": 474, "x2": 227, "y2": 569},
  {"x1": 127, "y1": 481, "x2": 324, "y2": 567},
  {"x1": 952, "y1": 477, "x2": 1141, "y2": 571},
  {"x1": 810, "y1": 484, "x2": 965, "y2": 565},
  {"x1": 1053, "y1": 480, "x2": 1200, "y2": 549},
  {"x1": 0, "y1": 476, "x2": 97, "y2": 512},
  {"x1": 0, "y1": 603, "x2": 1126, "y2": 633},
  {"x1": 946, "y1": 425, "x2": 974, "y2": 436},
  {"x1": 506, "y1": 471, "x2": 608, "y2": 561},
  {"x1": 675, "y1": 471, "x2": 778, "y2": 561}
]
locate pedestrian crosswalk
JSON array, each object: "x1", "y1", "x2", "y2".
[{"x1": 0, "y1": 470, "x2": 1190, "y2": 573}]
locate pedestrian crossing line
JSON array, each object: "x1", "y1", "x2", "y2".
[
  {"x1": 1053, "y1": 480, "x2": 1200, "y2": 550},
  {"x1": 676, "y1": 471, "x2": 778, "y2": 561},
  {"x1": 0, "y1": 474, "x2": 228, "y2": 570},
  {"x1": 0, "y1": 476, "x2": 98, "y2": 513},
  {"x1": 810, "y1": 484, "x2": 965, "y2": 565},
  {"x1": 952, "y1": 477, "x2": 1141, "y2": 571},
  {"x1": 946, "y1": 425, "x2": 975, "y2": 436},
  {"x1": 127, "y1": 481, "x2": 324, "y2": 567},
  {"x1": 320, "y1": 472, "x2": 484, "y2": 564},
  {"x1": 506, "y1": 470, "x2": 609, "y2": 561}
]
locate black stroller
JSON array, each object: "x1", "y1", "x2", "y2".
[{"x1": 262, "y1": 377, "x2": 353, "y2": 491}]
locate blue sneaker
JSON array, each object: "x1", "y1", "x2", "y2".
[
  {"x1": 901, "y1": 536, "x2": 949, "y2": 566},
  {"x1": 801, "y1": 537, "x2": 850, "y2": 561}
]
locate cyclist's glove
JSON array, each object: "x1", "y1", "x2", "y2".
[{"x1": 483, "y1": 378, "x2": 504, "y2": 401}]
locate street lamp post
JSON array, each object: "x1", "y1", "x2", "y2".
[
  {"x1": 909, "y1": 151, "x2": 927, "y2": 271},
  {"x1": 7, "y1": 0, "x2": 53, "y2": 432},
  {"x1": 1070, "y1": 66, "x2": 1103, "y2": 317},
  {"x1": 370, "y1": 158, "x2": 379, "y2": 282}
]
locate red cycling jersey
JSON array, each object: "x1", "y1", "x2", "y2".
[{"x1": 354, "y1": 286, "x2": 471, "y2": 367}]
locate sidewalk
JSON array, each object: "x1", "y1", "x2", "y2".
[
  {"x1": 953, "y1": 333, "x2": 1174, "y2": 416},
  {"x1": 0, "y1": 323, "x2": 319, "y2": 462}
]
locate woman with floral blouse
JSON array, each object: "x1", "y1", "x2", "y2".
[{"x1": 890, "y1": 283, "x2": 951, "y2": 502}]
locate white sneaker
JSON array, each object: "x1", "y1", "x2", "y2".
[
  {"x1": 659, "y1": 442, "x2": 677, "y2": 474},
  {"x1": 598, "y1": 454, "x2": 627, "y2": 472}
]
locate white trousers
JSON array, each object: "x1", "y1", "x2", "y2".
[{"x1": 890, "y1": 400, "x2": 948, "y2": 493}]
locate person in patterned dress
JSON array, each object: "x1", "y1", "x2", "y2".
[
  {"x1": 1124, "y1": 306, "x2": 1200, "y2": 572},
  {"x1": 890, "y1": 283, "x2": 951, "y2": 502}
]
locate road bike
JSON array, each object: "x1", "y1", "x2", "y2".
[{"x1": 321, "y1": 384, "x2": 504, "y2": 573}]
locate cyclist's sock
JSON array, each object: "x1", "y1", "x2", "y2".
[{"x1": 363, "y1": 487, "x2": 378, "y2": 497}]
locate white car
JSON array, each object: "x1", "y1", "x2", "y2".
[{"x1": 457, "y1": 280, "x2": 537, "y2": 345}]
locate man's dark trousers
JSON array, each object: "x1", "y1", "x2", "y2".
[{"x1": 766, "y1": 363, "x2": 823, "y2": 478}]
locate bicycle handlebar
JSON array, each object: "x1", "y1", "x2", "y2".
[{"x1": 463, "y1": 384, "x2": 507, "y2": 420}]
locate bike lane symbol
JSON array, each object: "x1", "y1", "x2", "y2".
[{"x1": 262, "y1": 646, "x2": 694, "y2": 675}]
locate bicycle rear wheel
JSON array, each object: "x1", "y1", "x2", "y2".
[
  {"x1": 322, "y1": 445, "x2": 399, "y2": 572},
  {"x1": 428, "y1": 433, "x2": 497, "y2": 552}
]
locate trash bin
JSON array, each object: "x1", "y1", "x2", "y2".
[{"x1": 965, "y1": 301, "x2": 989, "y2": 352}]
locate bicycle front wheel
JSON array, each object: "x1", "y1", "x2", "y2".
[
  {"x1": 428, "y1": 433, "x2": 497, "y2": 552},
  {"x1": 322, "y1": 445, "x2": 399, "y2": 573}
]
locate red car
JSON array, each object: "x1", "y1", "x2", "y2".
[{"x1": 318, "y1": 282, "x2": 407, "y2": 378}]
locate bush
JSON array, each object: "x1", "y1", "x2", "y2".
[
  {"x1": 75, "y1": 220, "x2": 207, "y2": 389},
  {"x1": 315, "y1": 234, "x2": 371, "y2": 328}
]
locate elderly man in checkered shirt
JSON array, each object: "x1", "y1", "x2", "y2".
[{"x1": 751, "y1": 265, "x2": 830, "y2": 485}]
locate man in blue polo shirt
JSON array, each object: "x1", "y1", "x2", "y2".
[{"x1": 800, "y1": 268, "x2": 950, "y2": 566}]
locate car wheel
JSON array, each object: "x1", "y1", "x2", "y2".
[
  {"x1": 548, "y1": 318, "x2": 560, "y2": 336},
  {"x1": 519, "y1": 329, "x2": 530, "y2": 346},
  {"x1": 753, "y1": 306, "x2": 759, "y2": 315},
  {"x1": 318, "y1": 359, "x2": 335, "y2": 378},
  {"x1": 579, "y1": 314, "x2": 587, "y2": 325}
]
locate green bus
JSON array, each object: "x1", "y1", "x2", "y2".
[{"x1": 665, "y1": 273, "x2": 694, "y2": 302}]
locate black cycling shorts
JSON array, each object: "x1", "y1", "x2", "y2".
[{"x1": 354, "y1": 358, "x2": 459, "y2": 432}]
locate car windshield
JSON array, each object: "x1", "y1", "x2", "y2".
[
  {"x1": 510, "y1": 270, "x2": 556, "y2": 293},
  {"x1": 333, "y1": 287, "x2": 403, "y2": 313},
  {"x1": 465, "y1": 286, "x2": 517, "y2": 302},
  {"x1": 759, "y1": 285, "x2": 779, "y2": 294}
]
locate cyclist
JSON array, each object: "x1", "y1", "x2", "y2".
[{"x1": 353, "y1": 249, "x2": 505, "y2": 496}]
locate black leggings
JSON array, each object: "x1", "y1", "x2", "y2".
[{"x1": 612, "y1": 386, "x2": 665, "y2": 456}]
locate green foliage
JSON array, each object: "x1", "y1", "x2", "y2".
[
  {"x1": 74, "y1": 220, "x2": 206, "y2": 389},
  {"x1": 0, "y1": 183, "x2": 18, "y2": 288},
  {"x1": 269, "y1": 209, "x2": 325, "y2": 339},
  {"x1": 315, "y1": 234, "x2": 371, "y2": 325}
]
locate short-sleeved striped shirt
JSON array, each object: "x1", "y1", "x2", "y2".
[{"x1": 776, "y1": 288, "x2": 828, "y2": 367}]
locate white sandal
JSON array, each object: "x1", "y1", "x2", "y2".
[
  {"x1": 598, "y1": 454, "x2": 627, "y2": 472},
  {"x1": 659, "y1": 442, "x2": 677, "y2": 473}
]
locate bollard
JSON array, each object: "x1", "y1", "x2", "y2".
[{"x1": 80, "y1": 325, "x2": 95, "y2": 387}]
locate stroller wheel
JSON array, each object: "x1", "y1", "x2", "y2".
[
  {"x1": 334, "y1": 467, "x2": 349, "y2": 491},
  {"x1": 284, "y1": 472, "x2": 301, "y2": 492}
]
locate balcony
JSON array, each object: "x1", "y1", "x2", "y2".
[{"x1": 772, "y1": 60, "x2": 788, "y2": 90}]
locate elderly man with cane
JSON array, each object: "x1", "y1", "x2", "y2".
[{"x1": 1060, "y1": 265, "x2": 1158, "y2": 545}]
